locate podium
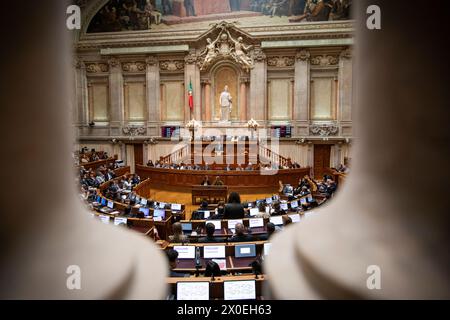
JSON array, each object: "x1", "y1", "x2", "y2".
[{"x1": 191, "y1": 185, "x2": 228, "y2": 205}]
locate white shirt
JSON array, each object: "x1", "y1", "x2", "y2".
[{"x1": 220, "y1": 91, "x2": 232, "y2": 107}]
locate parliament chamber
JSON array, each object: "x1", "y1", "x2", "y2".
[
  {"x1": 72, "y1": 0, "x2": 354, "y2": 301},
  {"x1": 5, "y1": 0, "x2": 448, "y2": 302}
]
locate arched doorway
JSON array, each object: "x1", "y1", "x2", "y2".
[{"x1": 213, "y1": 65, "x2": 239, "y2": 121}]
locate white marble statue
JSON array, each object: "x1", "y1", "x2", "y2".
[{"x1": 219, "y1": 85, "x2": 232, "y2": 122}]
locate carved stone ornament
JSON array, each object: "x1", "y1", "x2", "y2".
[
  {"x1": 198, "y1": 21, "x2": 255, "y2": 72},
  {"x1": 107, "y1": 58, "x2": 120, "y2": 68},
  {"x1": 267, "y1": 56, "x2": 295, "y2": 67},
  {"x1": 310, "y1": 123, "x2": 339, "y2": 136},
  {"x1": 74, "y1": 59, "x2": 85, "y2": 69},
  {"x1": 251, "y1": 47, "x2": 266, "y2": 63},
  {"x1": 122, "y1": 61, "x2": 146, "y2": 72},
  {"x1": 123, "y1": 126, "x2": 146, "y2": 136},
  {"x1": 184, "y1": 51, "x2": 198, "y2": 65},
  {"x1": 159, "y1": 60, "x2": 185, "y2": 71},
  {"x1": 85, "y1": 62, "x2": 109, "y2": 73},
  {"x1": 311, "y1": 55, "x2": 339, "y2": 66},
  {"x1": 296, "y1": 49, "x2": 311, "y2": 61},
  {"x1": 145, "y1": 56, "x2": 158, "y2": 66},
  {"x1": 340, "y1": 48, "x2": 352, "y2": 60}
]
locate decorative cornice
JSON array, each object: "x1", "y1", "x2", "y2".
[
  {"x1": 310, "y1": 55, "x2": 339, "y2": 66},
  {"x1": 267, "y1": 56, "x2": 295, "y2": 67},
  {"x1": 296, "y1": 49, "x2": 311, "y2": 61},
  {"x1": 159, "y1": 60, "x2": 184, "y2": 71},
  {"x1": 85, "y1": 62, "x2": 109, "y2": 73}
]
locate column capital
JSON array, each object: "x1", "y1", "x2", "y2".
[
  {"x1": 240, "y1": 77, "x2": 250, "y2": 85},
  {"x1": 108, "y1": 57, "x2": 121, "y2": 68},
  {"x1": 296, "y1": 49, "x2": 311, "y2": 61},
  {"x1": 184, "y1": 50, "x2": 198, "y2": 65},
  {"x1": 74, "y1": 59, "x2": 85, "y2": 69},
  {"x1": 252, "y1": 47, "x2": 266, "y2": 62},
  {"x1": 145, "y1": 55, "x2": 158, "y2": 66},
  {"x1": 201, "y1": 79, "x2": 211, "y2": 85},
  {"x1": 340, "y1": 48, "x2": 353, "y2": 60}
]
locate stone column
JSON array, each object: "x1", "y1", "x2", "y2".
[
  {"x1": 108, "y1": 57, "x2": 124, "y2": 136},
  {"x1": 146, "y1": 56, "x2": 160, "y2": 129},
  {"x1": 338, "y1": 48, "x2": 353, "y2": 122},
  {"x1": 239, "y1": 78, "x2": 249, "y2": 121},
  {"x1": 74, "y1": 59, "x2": 88, "y2": 126},
  {"x1": 294, "y1": 49, "x2": 310, "y2": 136},
  {"x1": 184, "y1": 50, "x2": 201, "y2": 121},
  {"x1": 249, "y1": 47, "x2": 267, "y2": 121},
  {"x1": 202, "y1": 79, "x2": 211, "y2": 122}
]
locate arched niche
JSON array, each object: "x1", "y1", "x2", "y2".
[{"x1": 209, "y1": 61, "x2": 246, "y2": 121}]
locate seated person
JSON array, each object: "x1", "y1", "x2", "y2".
[
  {"x1": 146, "y1": 160, "x2": 154, "y2": 167},
  {"x1": 213, "y1": 176, "x2": 224, "y2": 186},
  {"x1": 271, "y1": 201, "x2": 285, "y2": 216},
  {"x1": 204, "y1": 260, "x2": 223, "y2": 278},
  {"x1": 199, "y1": 199, "x2": 209, "y2": 210},
  {"x1": 166, "y1": 249, "x2": 189, "y2": 277},
  {"x1": 168, "y1": 222, "x2": 188, "y2": 243},
  {"x1": 257, "y1": 222, "x2": 276, "y2": 241},
  {"x1": 200, "y1": 175, "x2": 211, "y2": 186},
  {"x1": 198, "y1": 223, "x2": 223, "y2": 243},
  {"x1": 229, "y1": 223, "x2": 253, "y2": 242},
  {"x1": 223, "y1": 192, "x2": 245, "y2": 219}
]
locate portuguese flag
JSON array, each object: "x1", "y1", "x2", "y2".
[{"x1": 188, "y1": 79, "x2": 194, "y2": 110}]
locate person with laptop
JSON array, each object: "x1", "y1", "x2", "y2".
[
  {"x1": 198, "y1": 223, "x2": 222, "y2": 243},
  {"x1": 223, "y1": 192, "x2": 245, "y2": 219},
  {"x1": 169, "y1": 222, "x2": 189, "y2": 243},
  {"x1": 229, "y1": 223, "x2": 253, "y2": 242}
]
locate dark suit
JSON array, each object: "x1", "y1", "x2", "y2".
[
  {"x1": 223, "y1": 203, "x2": 245, "y2": 219},
  {"x1": 230, "y1": 234, "x2": 254, "y2": 242}
]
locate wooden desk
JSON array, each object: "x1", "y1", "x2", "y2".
[
  {"x1": 166, "y1": 241, "x2": 268, "y2": 274},
  {"x1": 191, "y1": 185, "x2": 228, "y2": 205},
  {"x1": 167, "y1": 274, "x2": 266, "y2": 300},
  {"x1": 136, "y1": 165, "x2": 311, "y2": 189}
]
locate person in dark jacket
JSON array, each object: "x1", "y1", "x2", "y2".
[
  {"x1": 229, "y1": 223, "x2": 253, "y2": 242},
  {"x1": 223, "y1": 192, "x2": 245, "y2": 219},
  {"x1": 198, "y1": 222, "x2": 223, "y2": 243}
]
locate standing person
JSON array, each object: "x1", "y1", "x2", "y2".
[
  {"x1": 184, "y1": 0, "x2": 196, "y2": 16},
  {"x1": 223, "y1": 192, "x2": 245, "y2": 219}
]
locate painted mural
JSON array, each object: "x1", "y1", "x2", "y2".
[{"x1": 86, "y1": 0, "x2": 352, "y2": 33}]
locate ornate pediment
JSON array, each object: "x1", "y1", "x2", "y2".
[{"x1": 196, "y1": 22, "x2": 258, "y2": 73}]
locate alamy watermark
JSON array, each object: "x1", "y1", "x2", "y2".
[{"x1": 66, "y1": 265, "x2": 81, "y2": 290}]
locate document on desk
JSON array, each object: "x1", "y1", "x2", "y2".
[{"x1": 212, "y1": 259, "x2": 227, "y2": 271}]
